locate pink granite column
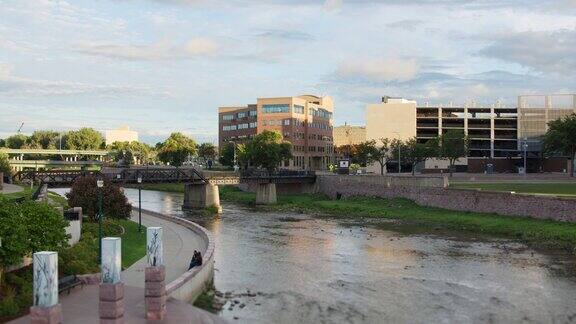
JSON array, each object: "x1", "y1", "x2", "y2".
[
  {"x1": 99, "y1": 283, "x2": 124, "y2": 324},
  {"x1": 145, "y1": 265, "x2": 166, "y2": 320}
]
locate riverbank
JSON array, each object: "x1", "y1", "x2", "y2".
[{"x1": 139, "y1": 183, "x2": 576, "y2": 251}]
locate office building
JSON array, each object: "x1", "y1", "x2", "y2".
[
  {"x1": 334, "y1": 124, "x2": 366, "y2": 147},
  {"x1": 105, "y1": 126, "x2": 139, "y2": 146},
  {"x1": 219, "y1": 95, "x2": 335, "y2": 170},
  {"x1": 365, "y1": 94, "x2": 576, "y2": 173}
]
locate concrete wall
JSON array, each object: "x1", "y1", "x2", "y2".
[
  {"x1": 138, "y1": 208, "x2": 215, "y2": 302},
  {"x1": 238, "y1": 182, "x2": 318, "y2": 194},
  {"x1": 316, "y1": 175, "x2": 576, "y2": 222}
]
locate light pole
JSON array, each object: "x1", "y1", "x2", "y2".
[
  {"x1": 393, "y1": 131, "x2": 401, "y2": 174},
  {"x1": 97, "y1": 179, "x2": 104, "y2": 263},
  {"x1": 229, "y1": 141, "x2": 238, "y2": 172},
  {"x1": 137, "y1": 174, "x2": 143, "y2": 232},
  {"x1": 523, "y1": 138, "x2": 528, "y2": 175}
]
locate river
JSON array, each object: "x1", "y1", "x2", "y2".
[{"x1": 67, "y1": 188, "x2": 576, "y2": 323}]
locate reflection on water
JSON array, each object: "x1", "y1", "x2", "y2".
[{"x1": 119, "y1": 189, "x2": 576, "y2": 323}]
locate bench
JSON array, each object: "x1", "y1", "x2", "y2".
[{"x1": 58, "y1": 275, "x2": 83, "y2": 294}]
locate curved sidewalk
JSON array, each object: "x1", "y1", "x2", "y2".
[
  {"x1": 10, "y1": 210, "x2": 226, "y2": 324},
  {"x1": 122, "y1": 210, "x2": 204, "y2": 287}
]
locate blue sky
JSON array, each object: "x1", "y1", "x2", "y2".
[{"x1": 1, "y1": 0, "x2": 575, "y2": 144}]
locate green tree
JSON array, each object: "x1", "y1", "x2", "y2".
[
  {"x1": 369, "y1": 138, "x2": 392, "y2": 175},
  {"x1": 354, "y1": 141, "x2": 378, "y2": 167},
  {"x1": 5, "y1": 134, "x2": 28, "y2": 149},
  {"x1": 219, "y1": 142, "x2": 235, "y2": 167},
  {"x1": 64, "y1": 128, "x2": 104, "y2": 150},
  {"x1": 157, "y1": 132, "x2": 197, "y2": 167},
  {"x1": 108, "y1": 141, "x2": 154, "y2": 166},
  {"x1": 198, "y1": 143, "x2": 217, "y2": 163},
  {"x1": 0, "y1": 198, "x2": 68, "y2": 283},
  {"x1": 404, "y1": 138, "x2": 437, "y2": 175},
  {"x1": 29, "y1": 130, "x2": 61, "y2": 149},
  {"x1": 543, "y1": 113, "x2": 576, "y2": 177},
  {"x1": 0, "y1": 152, "x2": 11, "y2": 176},
  {"x1": 66, "y1": 176, "x2": 132, "y2": 221},
  {"x1": 439, "y1": 130, "x2": 468, "y2": 176},
  {"x1": 244, "y1": 130, "x2": 292, "y2": 172},
  {"x1": 0, "y1": 138, "x2": 5, "y2": 147}
]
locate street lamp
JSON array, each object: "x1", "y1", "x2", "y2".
[
  {"x1": 523, "y1": 138, "x2": 529, "y2": 175},
  {"x1": 96, "y1": 179, "x2": 104, "y2": 263},
  {"x1": 137, "y1": 174, "x2": 143, "y2": 232}
]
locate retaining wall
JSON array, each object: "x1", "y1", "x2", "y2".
[
  {"x1": 317, "y1": 175, "x2": 576, "y2": 222},
  {"x1": 138, "y1": 208, "x2": 215, "y2": 302}
]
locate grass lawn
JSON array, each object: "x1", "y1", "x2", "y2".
[
  {"x1": 450, "y1": 182, "x2": 576, "y2": 197},
  {"x1": 219, "y1": 186, "x2": 576, "y2": 251},
  {"x1": 0, "y1": 185, "x2": 35, "y2": 200}
]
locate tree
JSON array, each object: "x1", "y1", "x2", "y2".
[
  {"x1": 0, "y1": 152, "x2": 11, "y2": 176},
  {"x1": 543, "y1": 113, "x2": 576, "y2": 177},
  {"x1": 5, "y1": 134, "x2": 28, "y2": 149},
  {"x1": 64, "y1": 128, "x2": 104, "y2": 150},
  {"x1": 157, "y1": 132, "x2": 197, "y2": 167},
  {"x1": 0, "y1": 138, "x2": 5, "y2": 147},
  {"x1": 29, "y1": 130, "x2": 61, "y2": 149},
  {"x1": 354, "y1": 141, "x2": 378, "y2": 167},
  {"x1": 439, "y1": 130, "x2": 468, "y2": 176},
  {"x1": 66, "y1": 176, "x2": 132, "y2": 221},
  {"x1": 244, "y1": 130, "x2": 292, "y2": 172},
  {"x1": 0, "y1": 198, "x2": 68, "y2": 282},
  {"x1": 369, "y1": 138, "x2": 392, "y2": 175},
  {"x1": 219, "y1": 142, "x2": 235, "y2": 167},
  {"x1": 108, "y1": 141, "x2": 154, "y2": 166},
  {"x1": 198, "y1": 143, "x2": 217, "y2": 163},
  {"x1": 403, "y1": 138, "x2": 437, "y2": 175}
]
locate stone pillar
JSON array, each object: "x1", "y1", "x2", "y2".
[
  {"x1": 256, "y1": 182, "x2": 277, "y2": 205},
  {"x1": 100, "y1": 237, "x2": 124, "y2": 324},
  {"x1": 182, "y1": 183, "x2": 222, "y2": 213},
  {"x1": 30, "y1": 251, "x2": 62, "y2": 324},
  {"x1": 145, "y1": 227, "x2": 166, "y2": 320}
]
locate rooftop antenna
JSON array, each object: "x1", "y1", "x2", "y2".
[{"x1": 17, "y1": 122, "x2": 24, "y2": 133}]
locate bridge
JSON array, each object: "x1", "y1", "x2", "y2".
[
  {"x1": 13, "y1": 167, "x2": 316, "y2": 212},
  {"x1": 1, "y1": 148, "x2": 109, "y2": 172}
]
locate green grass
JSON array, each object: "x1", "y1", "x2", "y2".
[
  {"x1": 450, "y1": 182, "x2": 576, "y2": 197},
  {"x1": 0, "y1": 185, "x2": 35, "y2": 200},
  {"x1": 220, "y1": 186, "x2": 576, "y2": 251}
]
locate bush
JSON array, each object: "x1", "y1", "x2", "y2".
[
  {"x1": 0, "y1": 198, "x2": 68, "y2": 272},
  {"x1": 66, "y1": 176, "x2": 132, "y2": 221},
  {"x1": 0, "y1": 152, "x2": 10, "y2": 177}
]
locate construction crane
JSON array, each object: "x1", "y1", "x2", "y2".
[{"x1": 17, "y1": 122, "x2": 24, "y2": 133}]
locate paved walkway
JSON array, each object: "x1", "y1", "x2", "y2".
[
  {"x1": 10, "y1": 210, "x2": 227, "y2": 324},
  {"x1": 123, "y1": 210, "x2": 204, "y2": 287},
  {"x1": 0, "y1": 183, "x2": 24, "y2": 194}
]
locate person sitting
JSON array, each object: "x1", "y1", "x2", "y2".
[{"x1": 188, "y1": 250, "x2": 199, "y2": 270}]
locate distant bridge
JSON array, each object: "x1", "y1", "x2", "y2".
[
  {"x1": 1, "y1": 148, "x2": 109, "y2": 172},
  {"x1": 12, "y1": 168, "x2": 316, "y2": 187}
]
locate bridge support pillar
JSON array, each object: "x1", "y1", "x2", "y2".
[
  {"x1": 182, "y1": 183, "x2": 222, "y2": 213},
  {"x1": 256, "y1": 182, "x2": 277, "y2": 205}
]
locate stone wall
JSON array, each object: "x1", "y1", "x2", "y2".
[
  {"x1": 317, "y1": 175, "x2": 576, "y2": 222},
  {"x1": 138, "y1": 208, "x2": 215, "y2": 302}
]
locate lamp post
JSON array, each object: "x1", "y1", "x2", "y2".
[
  {"x1": 393, "y1": 131, "x2": 401, "y2": 174},
  {"x1": 97, "y1": 179, "x2": 104, "y2": 263},
  {"x1": 137, "y1": 174, "x2": 143, "y2": 232},
  {"x1": 523, "y1": 138, "x2": 528, "y2": 175}
]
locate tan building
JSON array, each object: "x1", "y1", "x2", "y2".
[
  {"x1": 366, "y1": 96, "x2": 417, "y2": 142},
  {"x1": 105, "y1": 126, "x2": 138, "y2": 146},
  {"x1": 219, "y1": 95, "x2": 335, "y2": 170},
  {"x1": 333, "y1": 124, "x2": 366, "y2": 147}
]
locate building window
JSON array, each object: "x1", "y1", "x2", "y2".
[
  {"x1": 249, "y1": 110, "x2": 257, "y2": 117},
  {"x1": 284, "y1": 119, "x2": 291, "y2": 126},
  {"x1": 237, "y1": 112, "x2": 246, "y2": 118},
  {"x1": 238, "y1": 123, "x2": 249, "y2": 129},
  {"x1": 249, "y1": 122, "x2": 257, "y2": 128},
  {"x1": 263, "y1": 104, "x2": 290, "y2": 113},
  {"x1": 294, "y1": 105, "x2": 304, "y2": 114},
  {"x1": 223, "y1": 114, "x2": 234, "y2": 121}
]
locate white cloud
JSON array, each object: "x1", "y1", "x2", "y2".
[
  {"x1": 77, "y1": 38, "x2": 218, "y2": 61},
  {"x1": 336, "y1": 58, "x2": 420, "y2": 82},
  {"x1": 0, "y1": 62, "x2": 171, "y2": 98},
  {"x1": 323, "y1": 0, "x2": 343, "y2": 12}
]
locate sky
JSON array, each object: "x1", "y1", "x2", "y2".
[{"x1": 0, "y1": 0, "x2": 575, "y2": 144}]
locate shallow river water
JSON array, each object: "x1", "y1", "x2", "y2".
[{"x1": 119, "y1": 189, "x2": 576, "y2": 323}]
